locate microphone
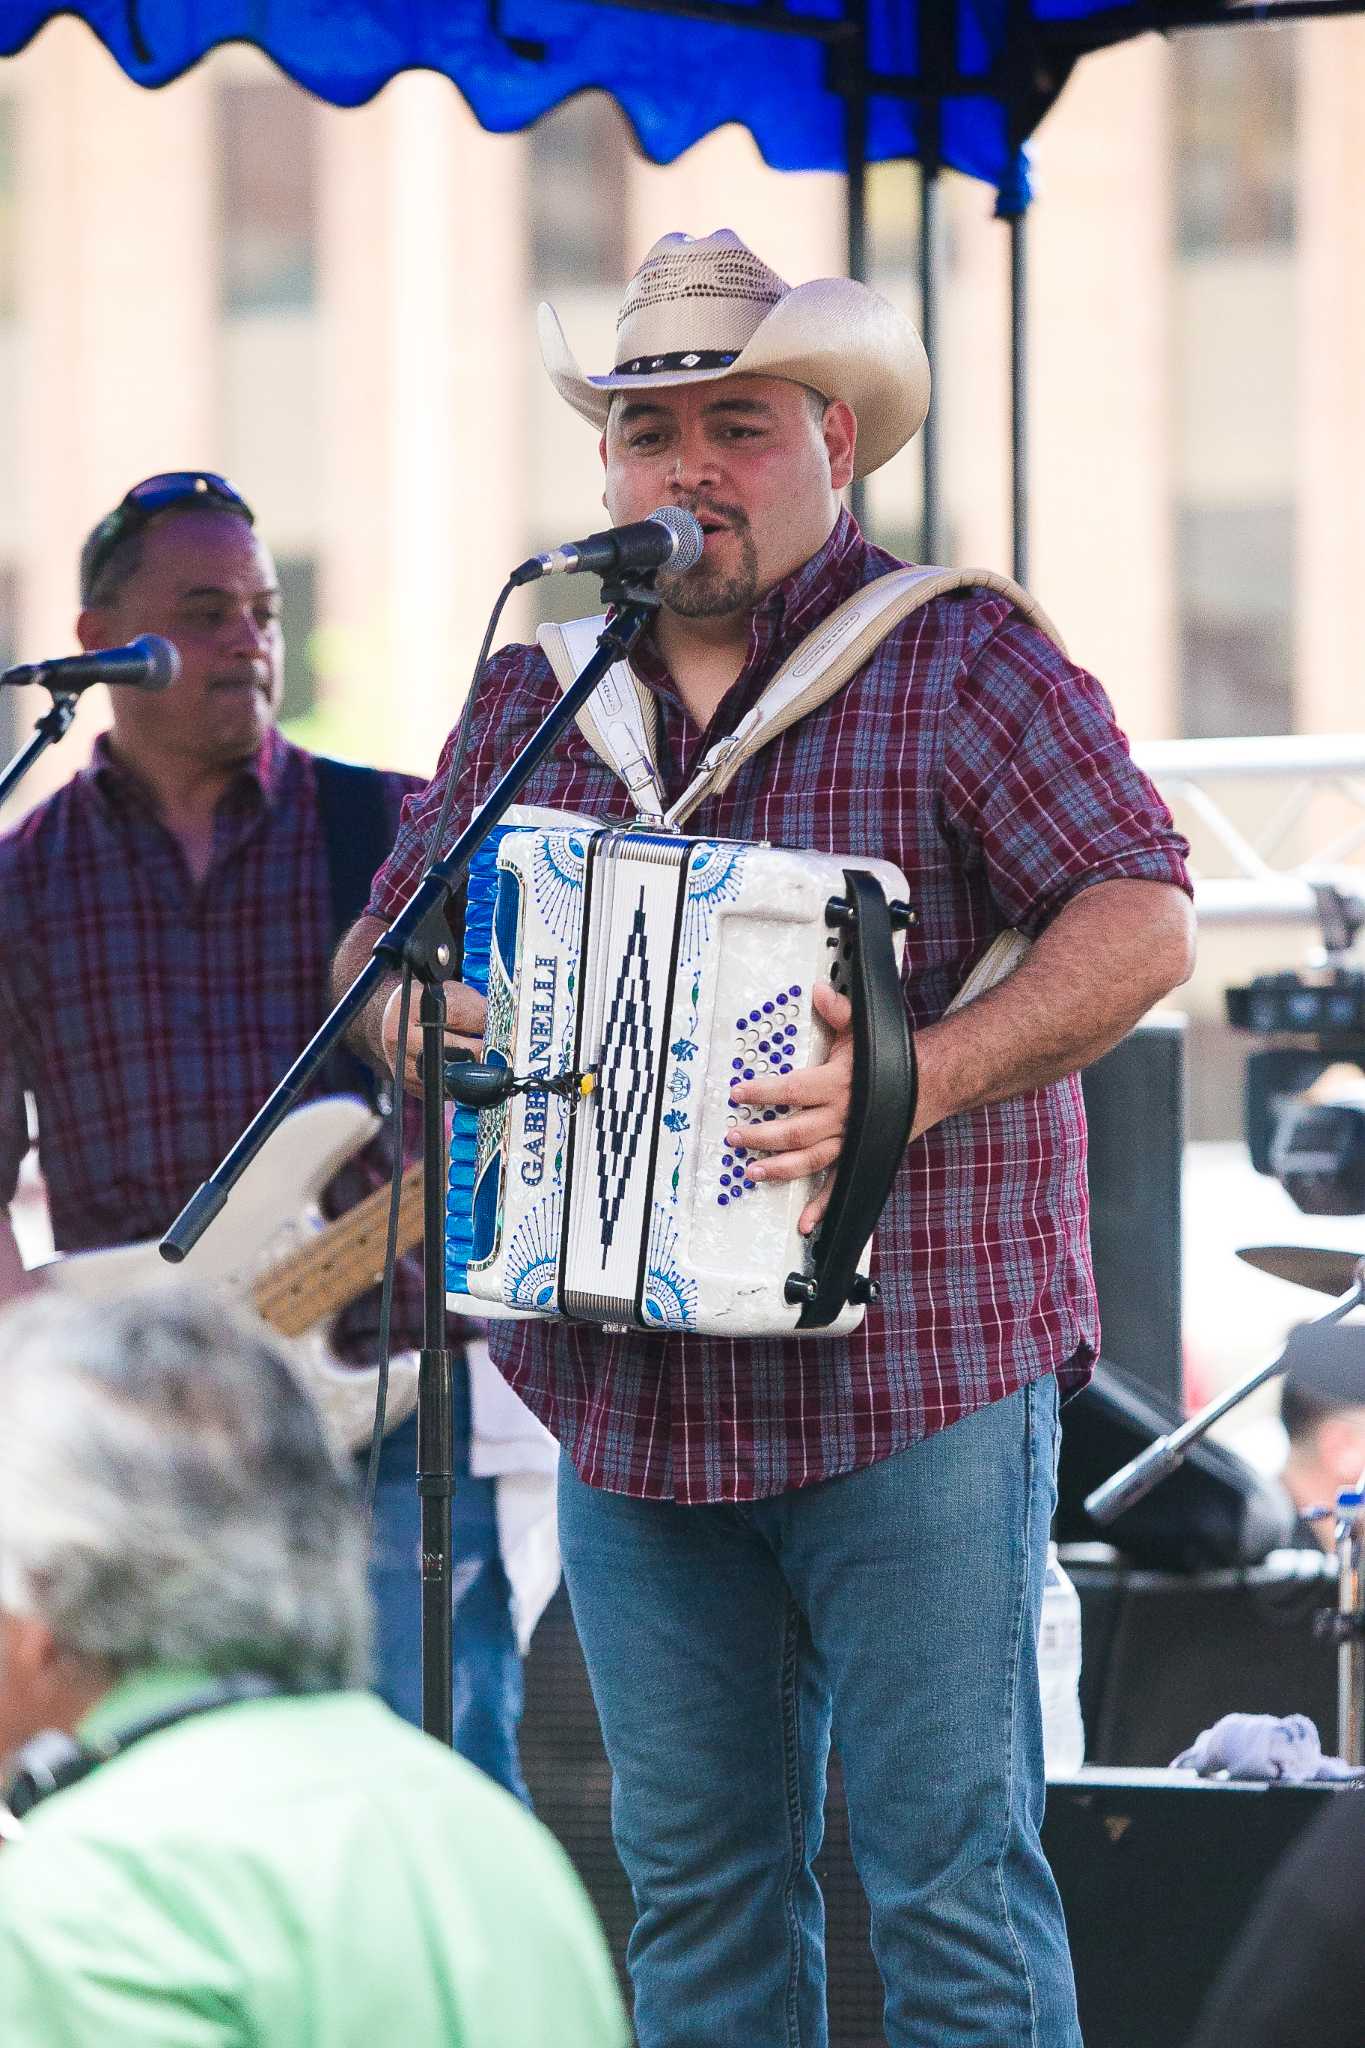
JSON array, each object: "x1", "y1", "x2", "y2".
[
  {"x1": 0, "y1": 634, "x2": 180, "y2": 695},
  {"x1": 510, "y1": 507, "x2": 705, "y2": 588}
]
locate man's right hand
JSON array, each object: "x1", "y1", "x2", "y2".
[{"x1": 381, "y1": 979, "x2": 489, "y2": 1096}]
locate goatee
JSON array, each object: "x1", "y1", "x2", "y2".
[{"x1": 658, "y1": 506, "x2": 760, "y2": 621}]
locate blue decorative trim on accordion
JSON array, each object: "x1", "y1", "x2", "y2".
[
  {"x1": 641, "y1": 1200, "x2": 698, "y2": 1328},
  {"x1": 445, "y1": 825, "x2": 521, "y2": 1296},
  {"x1": 503, "y1": 1195, "x2": 564, "y2": 1310}
]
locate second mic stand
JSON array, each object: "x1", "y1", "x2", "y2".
[
  {"x1": 161, "y1": 584, "x2": 661, "y2": 1745},
  {"x1": 0, "y1": 689, "x2": 80, "y2": 810},
  {"x1": 1084, "y1": 1260, "x2": 1365, "y2": 1763}
]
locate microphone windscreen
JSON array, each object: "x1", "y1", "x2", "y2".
[
  {"x1": 647, "y1": 506, "x2": 705, "y2": 574},
  {"x1": 131, "y1": 635, "x2": 181, "y2": 693}
]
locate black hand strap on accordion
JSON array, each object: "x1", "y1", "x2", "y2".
[{"x1": 792, "y1": 871, "x2": 918, "y2": 1328}]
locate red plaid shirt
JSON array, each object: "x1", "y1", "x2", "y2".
[
  {"x1": 369, "y1": 511, "x2": 1192, "y2": 1502},
  {"x1": 0, "y1": 730, "x2": 425, "y2": 1362}
]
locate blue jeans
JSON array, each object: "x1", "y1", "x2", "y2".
[
  {"x1": 364, "y1": 1372, "x2": 528, "y2": 1804},
  {"x1": 559, "y1": 1374, "x2": 1080, "y2": 2048}
]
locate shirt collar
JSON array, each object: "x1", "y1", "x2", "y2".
[
  {"x1": 632, "y1": 506, "x2": 872, "y2": 726},
  {"x1": 76, "y1": 1664, "x2": 225, "y2": 1747},
  {"x1": 87, "y1": 724, "x2": 290, "y2": 817}
]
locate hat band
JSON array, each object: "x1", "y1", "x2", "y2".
[{"x1": 612, "y1": 348, "x2": 742, "y2": 377}]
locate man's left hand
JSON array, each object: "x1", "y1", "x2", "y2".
[{"x1": 726, "y1": 980, "x2": 854, "y2": 1236}]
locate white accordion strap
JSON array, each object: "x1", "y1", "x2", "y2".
[
  {"x1": 536, "y1": 615, "x2": 667, "y2": 822},
  {"x1": 538, "y1": 566, "x2": 1064, "y2": 831},
  {"x1": 664, "y1": 565, "x2": 1066, "y2": 828},
  {"x1": 944, "y1": 929, "x2": 1033, "y2": 1012}
]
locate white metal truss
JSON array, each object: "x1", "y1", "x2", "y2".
[{"x1": 1132, "y1": 733, "x2": 1365, "y2": 932}]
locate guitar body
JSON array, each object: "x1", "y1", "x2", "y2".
[{"x1": 41, "y1": 1098, "x2": 421, "y2": 1453}]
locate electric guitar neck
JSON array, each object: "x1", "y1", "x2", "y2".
[{"x1": 250, "y1": 1160, "x2": 426, "y2": 1337}]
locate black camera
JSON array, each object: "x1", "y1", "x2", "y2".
[{"x1": 1227, "y1": 967, "x2": 1365, "y2": 1215}]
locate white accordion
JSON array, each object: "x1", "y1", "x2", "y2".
[{"x1": 445, "y1": 811, "x2": 916, "y2": 1338}]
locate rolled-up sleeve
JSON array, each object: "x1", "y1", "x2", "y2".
[{"x1": 943, "y1": 611, "x2": 1192, "y2": 937}]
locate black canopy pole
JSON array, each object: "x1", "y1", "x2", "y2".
[
  {"x1": 916, "y1": 0, "x2": 950, "y2": 564},
  {"x1": 1000, "y1": 0, "x2": 1035, "y2": 588},
  {"x1": 845, "y1": 68, "x2": 869, "y2": 530},
  {"x1": 917, "y1": 145, "x2": 943, "y2": 562},
  {"x1": 1009, "y1": 208, "x2": 1028, "y2": 587},
  {"x1": 833, "y1": 0, "x2": 870, "y2": 532}
]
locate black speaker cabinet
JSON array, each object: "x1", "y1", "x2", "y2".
[
  {"x1": 1066, "y1": 1549, "x2": 1339, "y2": 1769},
  {"x1": 1043, "y1": 1772, "x2": 1338, "y2": 2048},
  {"x1": 1082, "y1": 1016, "x2": 1185, "y2": 1409}
]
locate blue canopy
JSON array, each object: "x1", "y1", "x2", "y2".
[
  {"x1": 1, "y1": 3, "x2": 1353, "y2": 209},
  {"x1": 0, "y1": 0, "x2": 1176, "y2": 209}
]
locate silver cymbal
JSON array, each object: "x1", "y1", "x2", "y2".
[{"x1": 1236, "y1": 1244, "x2": 1365, "y2": 1296}]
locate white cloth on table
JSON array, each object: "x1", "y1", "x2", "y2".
[{"x1": 1172, "y1": 1712, "x2": 1365, "y2": 1782}]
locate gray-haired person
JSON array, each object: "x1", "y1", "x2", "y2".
[{"x1": 0, "y1": 1291, "x2": 627, "y2": 2048}]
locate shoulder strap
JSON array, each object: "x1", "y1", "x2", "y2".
[
  {"x1": 666, "y1": 565, "x2": 1065, "y2": 825},
  {"x1": 535, "y1": 617, "x2": 666, "y2": 821},
  {"x1": 312, "y1": 755, "x2": 399, "y2": 1107},
  {"x1": 537, "y1": 567, "x2": 1064, "y2": 827},
  {"x1": 313, "y1": 755, "x2": 398, "y2": 942}
]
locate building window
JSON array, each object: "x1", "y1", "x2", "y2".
[
  {"x1": 1174, "y1": 28, "x2": 1296, "y2": 255},
  {"x1": 528, "y1": 94, "x2": 629, "y2": 289},
  {"x1": 1177, "y1": 504, "x2": 1294, "y2": 739},
  {"x1": 0, "y1": 100, "x2": 16, "y2": 322},
  {"x1": 276, "y1": 555, "x2": 318, "y2": 722},
  {"x1": 215, "y1": 82, "x2": 317, "y2": 314}
]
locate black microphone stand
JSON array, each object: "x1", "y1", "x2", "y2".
[
  {"x1": 0, "y1": 686, "x2": 80, "y2": 810},
  {"x1": 160, "y1": 582, "x2": 661, "y2": 1743}
]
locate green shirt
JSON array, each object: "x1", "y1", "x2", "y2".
[{"x1": 0, "y1": 1671, "x2": 629, "y2": 2047}]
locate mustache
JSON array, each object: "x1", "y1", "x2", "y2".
[{"x1": 674, "y1": 496, "x2": 750, "y2": 535}]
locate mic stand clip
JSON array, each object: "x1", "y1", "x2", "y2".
[{"x1": 0, "y1": 689, "x2": 80, "y2": 811}]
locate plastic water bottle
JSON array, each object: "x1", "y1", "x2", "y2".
[{"x1": 1039, "y1": 1542, "x2": 1085, "y2": 1777}]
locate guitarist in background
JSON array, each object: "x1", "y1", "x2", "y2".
[{"x1": 0, "y1": 471, "x2": 544, "y2": 1800}]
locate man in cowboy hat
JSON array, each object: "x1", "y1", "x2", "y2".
[{"x1": 337, "y1": 229, "x2": 1195, "y2": 2046}]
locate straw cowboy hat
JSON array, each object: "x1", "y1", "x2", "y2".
[{"x1": 537, "y1": 228, "x2": 930, "y2": 482}]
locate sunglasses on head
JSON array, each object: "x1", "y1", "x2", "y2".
[{"x1": 82, "y1": 472, "x2": 256, "y2": 601}]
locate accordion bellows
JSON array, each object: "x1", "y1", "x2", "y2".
[{"x1": 446, "y1": 811, "x2": 911, "y2": 1338}]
